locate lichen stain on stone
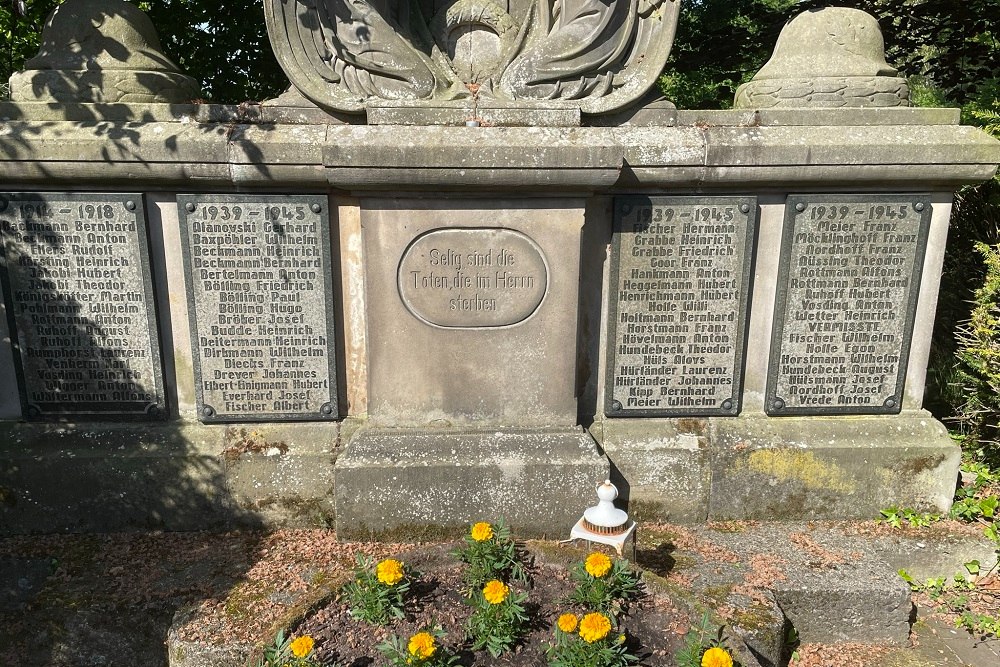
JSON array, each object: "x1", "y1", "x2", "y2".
[
  {"x1": 894, "y1": 453, "x2": 946, "y2": 476},
  {"x1": 742, "y1": 450, "x2": 855, "y2": 494}
]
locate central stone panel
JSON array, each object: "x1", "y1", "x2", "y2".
[
  {"x1": 337, "y1": 198, "x2": 607, "y2": 537},
  {"x1": 363, "y1": 198, "x2": 583, "y2": 427}
]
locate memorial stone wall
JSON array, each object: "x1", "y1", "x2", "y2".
[{"x1": 0, "y1": 2, "x2": 999, "y2": 535}]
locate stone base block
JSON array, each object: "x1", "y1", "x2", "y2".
[
  {"x1": 335, "y1": 427, "x2": 609, "y2": 540},
  {"x1": 677, "y1": 523, "x2": 914, "y2": 644},
  {"x1": 709, "y1": 412, "x2": 960, "y2": 520},
  {"x1": 774, "y1": 570, "x2": 912, "y2": 644},
  {"x1": 9, "y1": 69, "x2": 200, "y2": 104},
  {"x1": 594, "y1": 419, "x2": 710, "y2": 523},
  {"x1": 0, "y1": 422, "x2": 339, "y2": 534},
  {"x1": 593, "y1": 411, "x2": 959, "y2": 523}
]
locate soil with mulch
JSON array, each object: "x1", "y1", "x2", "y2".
[{"x1": 296, "y1": 544, "x2": 690, "y2": 667}]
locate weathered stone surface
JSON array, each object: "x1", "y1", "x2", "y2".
[
  {"x1": 675, "y1": 107, "x2": 959, "y2": 127},
  {"x1": 363, "y1": 198, "x2": 583, "y2": 427},
  {"x1": 0, "y1": 192, "x2": 167, "y2": 420},
  {"x1": 0, "y1": 421, "x2": 339, "y2": 534},
  {"x1": 735, "y1": 8, "x2": 909, "y2": 109},
  {"x1": 264, "y1": 0, "x2": 682, "y2": 115},
  {"x1": 10, "y1": 0, "x2": 199, "y2": 104},
  {"x1": 0, "y1": 109, "x2": 996, "y2": 189},
  {"x1": 675, "y1": 523, "x2": 914, "y2": 644},
  {"x1": 708, "y1": 413, "x2": 960, "y2": 520},
  {"x1": 593, "y1": 419, "x2": 710, "y2": 523},
  {"x1": 334, "y1": 427, "x2": 608, "y2": 539}
]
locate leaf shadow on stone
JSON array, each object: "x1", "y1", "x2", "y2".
[{"x1": 0, "y1": 189, "x2": 270, "y2": 667}]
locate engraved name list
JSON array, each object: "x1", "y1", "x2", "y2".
[
  {"x1": 767, "y1": 195, "x2": 931, "y2": 415},
  {"x1": 607, "y1": 197, "x2": 757, "y2": 417},
  {"x1": 180, "y1": 195, "x2": 337, "y2": 422},
  {"x1": 0, "y1": 193, "x2": 166, "y2": 419}
]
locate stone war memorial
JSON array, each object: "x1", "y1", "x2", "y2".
[{"x1": 1, "y1": 0, "x2": 999, "y2": 542}]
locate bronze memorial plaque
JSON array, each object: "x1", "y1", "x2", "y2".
[
  {"x1": 606, "y1": 196, "x2": 757, "y2": 417},
  {"x1": 0, "y1": 193, "x2": 167, "y2": 420},
  {"x1": 179, "y1": 194, "x2": 337, "y2": 423},
  {"x1": 766, "y1": 194, "x2": 931, "y2": 415}
]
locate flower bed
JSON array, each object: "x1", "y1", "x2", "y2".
[{"x1": 247, "y1": 521, "x2": 762, "y2": 667}]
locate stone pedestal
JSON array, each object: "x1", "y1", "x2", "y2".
[{"x1": 336, "y1": 427, "x2": 607, "y2": 539}]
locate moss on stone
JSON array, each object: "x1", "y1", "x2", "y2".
[
  {"x1": 628, "y1": 498, "x2": 670, "y2": 523},
  {"x1": 740, "y1": 449, "x2": 855, "y2": 494},
  {"x1": 225, "y1": 582, "x2": 275, "y2": 622}
]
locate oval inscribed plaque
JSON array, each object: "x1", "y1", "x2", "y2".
[{"x1": 398, "y1": 228, "x2": 548, "y2": 328}]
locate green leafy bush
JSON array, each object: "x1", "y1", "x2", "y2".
[
  {"x1": 955, "y1": 238, "x2": 1000, "y2": 467},
  {"x1": 464, "y1": 579, "x2": 529, "y2": 657},
  {"x1": 545, "y1": 612, "x2": 637, "y2": 667},
  {"x1": 377, "y1": 627, "x2": 459, "y2": 667},
  {"x1": 251, "y1": 630, "x2": 326, "y2": 667}
]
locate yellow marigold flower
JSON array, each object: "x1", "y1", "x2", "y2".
[
  {"x1": 557, "y1": 613, "x2": 578, "y2": 633},
  {"x1": 578, "y1": 612, "x2": 612, "y2": 643},
  {"x1": 483, "y1": 579, "x2": 509, "y2": 604},
  {"x1": 702, "y1": 647, "x2": 733, "y2": 667},
  {"x1": 289, "y1": 635, "x2": 314, "y2": 658},
  {"x1": 376, "y1": 558, "x2": 405, "y2": 586},
  {"x1": 584, "y1": 552, "x2": 613, "y2": 578},
  {"x1": 408, "y1": 631, "x2": 436, "y2": 659},
  {"x1": 470, "y1": 522, "x2": 493, "y2": 542}
]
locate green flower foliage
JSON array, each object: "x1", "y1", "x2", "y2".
[
  {"x1": 341, "y1": 555, "x2": 411, "y2": 625},
  {"x1": 464, "y1": 581, "x2": 529, "y2": 657},
  {"x1": 673, "y1": 613, "x2": 738, "y2": 667},
  {"x1": 569, "y1": 555, "x2": 641, "y2": 617},
  {"x1": 377, "y1": 627, "x2": 459, "y2": 667},
  {"x1": 451, "y1": 520, "x2": 529, "y2": 593},
  {"x1": 545, "y1": 618, "x2": 637, "y2": 667},
  {"x1": 250, "y1": 630, "x2": 328, "y2": 667}
]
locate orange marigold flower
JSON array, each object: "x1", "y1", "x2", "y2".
[
  {"x1": 702, "y1": 646, "x2": 733, "y2": 667},
  {"x1": 483, "y1": 579, "x2": 509, "y2": 604},
  {"x1": 584, "y1": 552, "x2": 612, "y2": 578},
  {"x1": 557, "y1": 613, "x2": 578, "y2": 633},
  {"x1": 376, "y1": 558, "x2": 405, "y2": 586},
  {"x1": 289, "y1": 635, "x2": 314, "y2": 658},
  {"x1": 470, "y1": 522, "x2": 493, "y2": 542},
  {"x1": 408, "y1": 631, "x2": 436, "y2": 659},
  {"x1": 578, "y1": 612, "x2": 612, "y2": 643}
]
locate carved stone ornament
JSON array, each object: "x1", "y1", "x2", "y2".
[
  {"x1": 735, "y1": 7, "x2": 910, "y2": 109},
  {"x1": 264, "y1": 0, "x2": 682, "y2": 114},
  {"x1": 8, "y1": 0, "x2": 200, "y2": 104}
]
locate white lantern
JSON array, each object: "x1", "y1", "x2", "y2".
[{"x1": 563, "y1": 479, "x2": 637, "y2": 557}]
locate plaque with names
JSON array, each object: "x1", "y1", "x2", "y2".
[
  {"x1": 0, "y1": 193, "x2": 167, "y2": 420},
  {"x1": 179, "y1": 194, "x2": 337, "y2": 423},
  {"x1": 766, "y1": 194, "x2": 931, "y2": 416},
  {"x1": 606, "y1": 196, "x2": 757, "y2": 417}
]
